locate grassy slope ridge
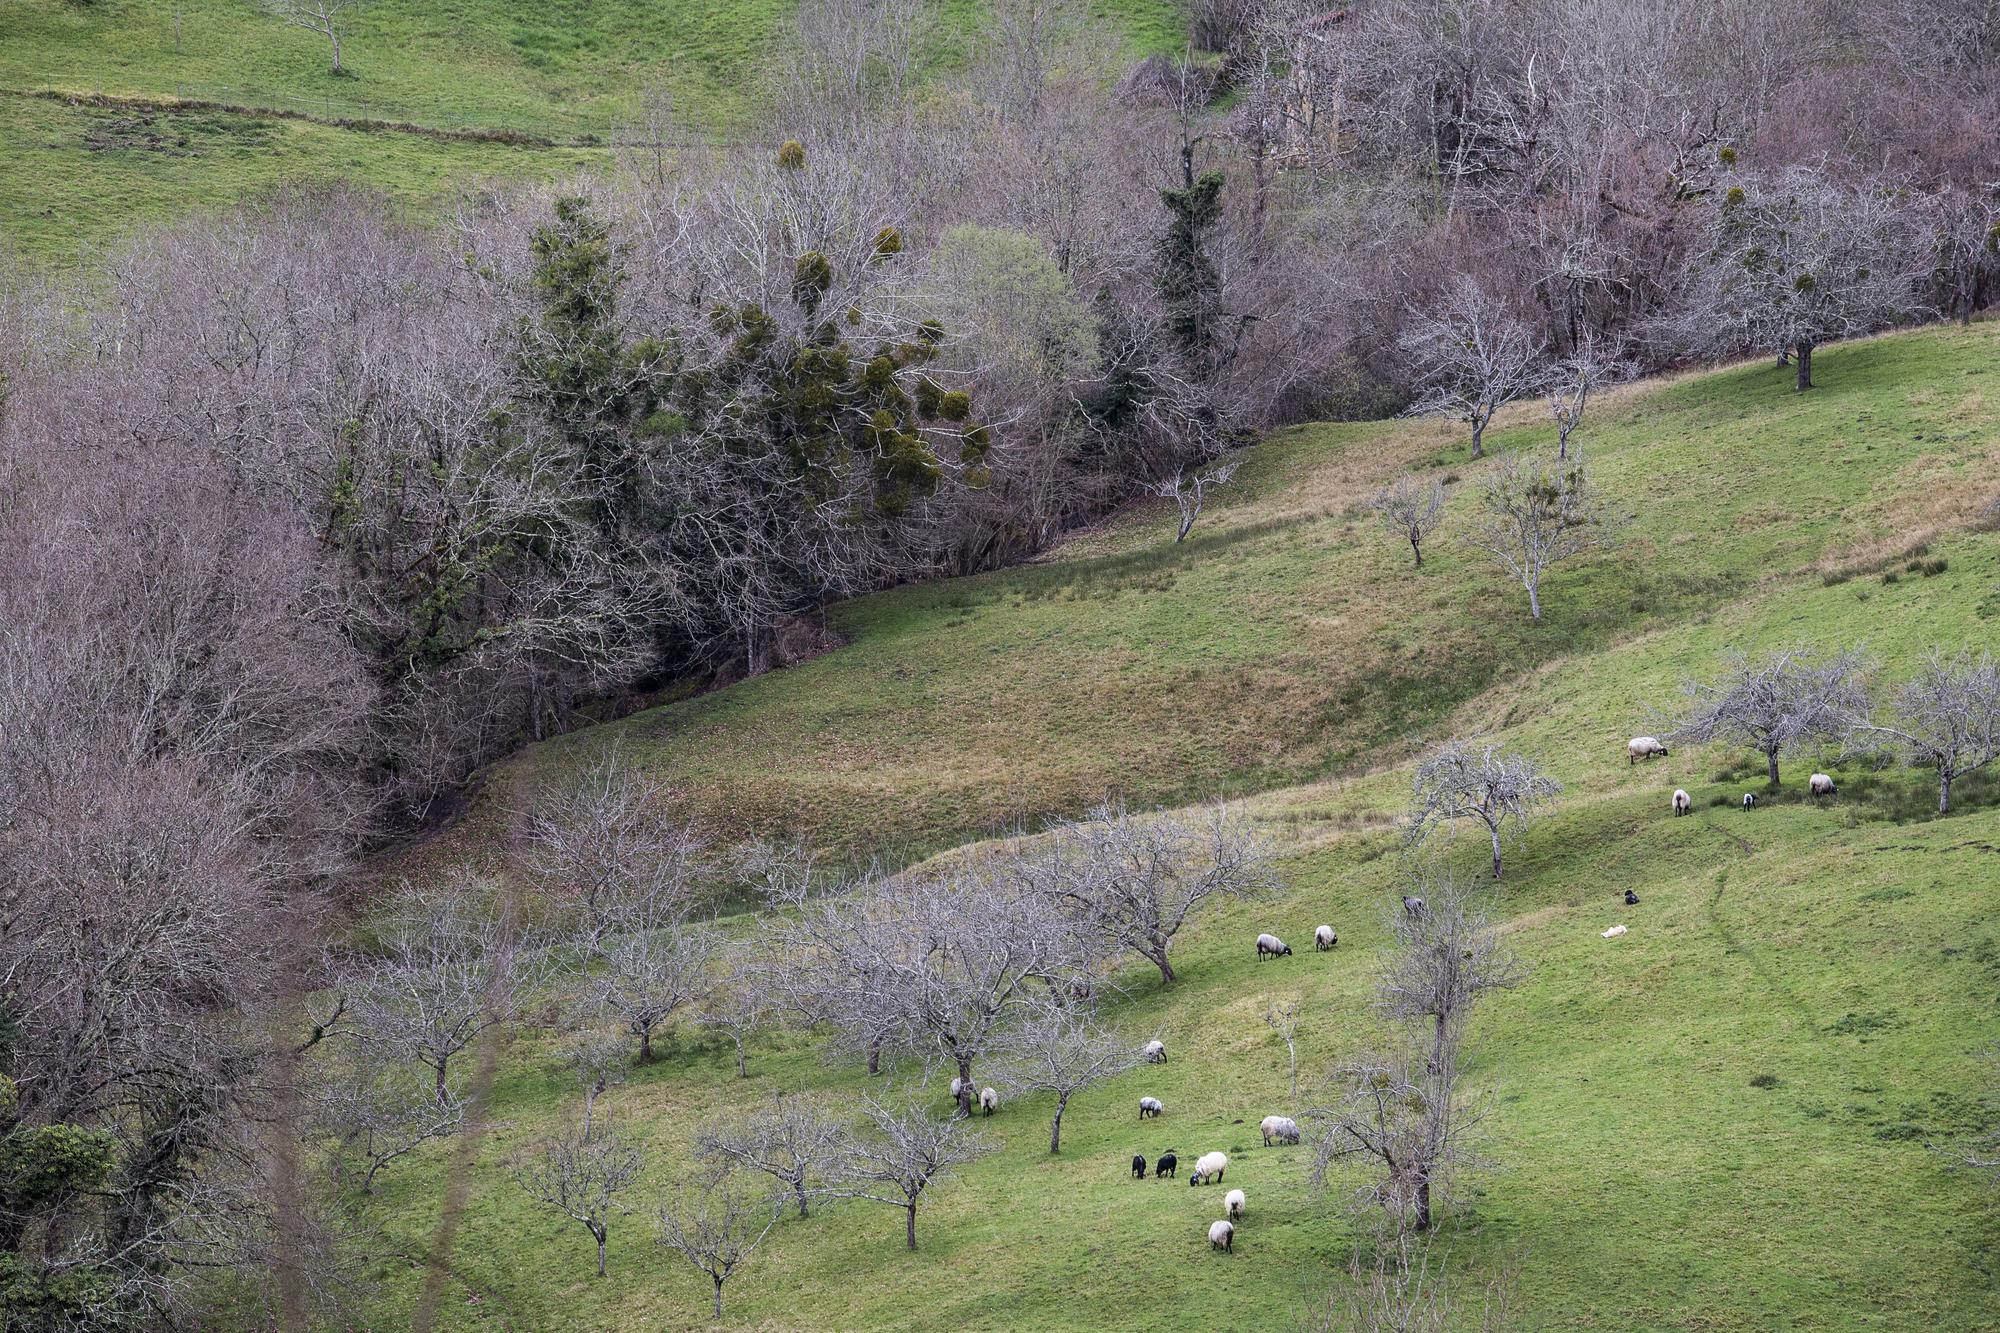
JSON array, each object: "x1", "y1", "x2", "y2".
[
  {"x1": 340, "y1": 326, "x2": 2000, "y2": 1331},
  {"x1": 0, "y1": 0, "x2": 1182, "y2": 262},
  {"x1": 499, "y1": 323, "x2": 2000, "y2": 859}
]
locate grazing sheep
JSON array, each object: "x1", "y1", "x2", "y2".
[
  {"x1": 1155, "y1": 1152, "x2": 1177, "y2": 1179},
  {"x1": 1256, "y1": 932, "x2": 1292, "y2": 960},
  {"x1": 1742, "y1": 792, "x2": 1757, "y2": 810},
  {"x1": 1143, "y1": 1039, "x2": 1167, "y2": 1064},
  {"x1": 1628, "y1": 736, "x2": 1670, "y2": 764},
  {"x1": 1314, "y1": 924, "x2": 1337, "y2": 951},
  {"x1": 1208, "y1": 1219, "x2": 1235, "y2": 1251},
  {"x1": 949, "y1": 1077, "x2": 967, "y2": 1100},
  {"x1": 979, "y1": 1087, "x2": 999, "y2": 1115},
  {"x1": 1224, "y1": 1188, "x2": 1245, "y2": 1220},
  {"x1": 1402, "y1": 895, "x2": 1427, "y2": 917},
  {"x1": 1139, "y1": 1096, "x2": 1164, "y2": 1119},
  {"x1": 1809, "y1": 773, "x2": 1836, "y2": 798},
  {"x1": 1189, "y1": 1151, "x2": 1229, "y2": 1186},
  {"x1": 1623, "y1": 889, "x2": 1640, "y2": 906},
  {"x1": 1131, "y1": 1154, "x2": 1147, "y2": 1179},
  {"x1": 1602, "y1": 924, "x2": 1628, "y2": 939},
  {"x1": 1672, "y1": 789, "x2": 1691, "y2": 817},
  {"x1": 1259, "y1": 1115, "x2": 1300, "y2": 1147}
]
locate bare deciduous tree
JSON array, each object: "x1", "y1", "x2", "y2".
[
  {"x1": 1849, "y1": 649, "x2": 2000, "y2": 813},
  {"x1": 345, "y1": 879, "x2": 520, "y2": 1104},
  {"x1": 1668, "y1": 646, "x2": 1869, "y2": 787},
  {"x1": 1021, "y1": 801, "x2": 1276, "y2": 985},
  {"x1": 655, "y1": 1172, "x2": 783, "y2": 1318},
  {"x1": 553, "y1": 1027, "x2": 631, "y2": 1137},
  {"x1": 1307, "y1": 879, "x2": 1515, "y2": 1234},
  {"x1": 1670, "y1": 163, "x2": 1928, "y2": 391},
  {"x1": 522, "y1": 751, "x2": 709, "y2": 949},
  {"x1": 262, "y1": 0, "x2": 366, "y2": 74},
  {"x1": 1543, "y1": 335, "x2": 1622, "y2": 460},
  {"x1": 1367, "y1": 475, "x2": 1448, "y2": 568},
  {"x1": 312, "y1": 1058, "x2": 465, "y2": 1196},
  {"x1": 997, "y1": 1000, "x2": 1144, "y2": 1152},
  {"x1": 1377, "y1": 874, "x2": 1524, "y2": 1071},
  {"x1": 1407, "y1": 739, "x2": 1562, "y2": 881},
  {"x1": 699, "y1": 949, "x2": 772, "y2": 1078},
  {"x1": 828, "y1": 1100, "x2": 993, "y2": 1250},
  {"x1": 1148, "y1": 459, "x2": 1242, "y2": 542},
  {"x1": 776, "y1": 859, "x2": 1093, "y2": 1112},
  {"x1": 1401, "y1": 278, "x2": 1544, "y2": 459},
  {"x1": 1465, "y1": 451, "x2": 1602, "y2": 621},
  {"x1": 513, "y1": 1121, "x2": 646, "y2": 1278},
  {"x1": 1264, "y1": 997, "x2": 1302, "y2": 1102},
  {"x1": 597, "y1": 925, "x2": 715, "y2": 1064},
  {"x1": 695, "y1": 1094, "x2": 848, "y2": 1219}
]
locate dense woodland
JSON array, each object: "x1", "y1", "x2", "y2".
[{"x1": 0, "y1": 0, "x2": 1997, "y2": 1324}]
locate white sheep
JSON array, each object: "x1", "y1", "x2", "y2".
[
  {"x1": 1259, "y1": 1115, "x2": 1300, "y2": 1147},
  {"x1": 1314, "y1": 924, "x2": 1337, "y2": 951},
  {"x1": 1255, "y1": 932, "x2": 1292, "y2": 960},
  {"x1": 1672, "y1": 789, "x2": 1691, "y2": 817},
  {"x1": 1208, "y1": 1218, "x2": 1235, "y2": 1251},
  {"x1": 1602, "y1": 924, "x2": 1628, "y2": 939},
  {"x1": 1139, "y1": 1096, "x2": 1164, "y2": 1119},
  {"x1": 1628, "y1": 736, "x2": 1670, "y2": 764},
  {"x1": 949, "y1": 1077, "x2": 967, "y2": 1100},
  {"x1": 1809, "y1": 773, "x2": 1836, "y2": 798},
  {"x1": 1143, "y1": 1039, "x2": 1167, "y2": 1064},
  {"x1": 1189, "y1": 1151, "x2": 1229, "y2": 1186},
  {"x1": 1224, "y1": 1188, "x2": 1245, "y2": 1220},
  {"x1": 979, "y1": 1087, "x2": 998, "y2": 1115},
  {"x1": 1742, "y1": 792, "x2": 1757, "y2": 810}
]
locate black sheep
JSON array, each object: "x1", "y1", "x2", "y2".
[
  {"x1": 1156, "y1": 1152, "x2": 1177, "y2": 1179},
  {"x1": 1623, "y1": 889, "x2": 1640, "y2": 906},
  {"x1": 1131, "y1": 1154, "x2": 1147, "y2": 1179}
]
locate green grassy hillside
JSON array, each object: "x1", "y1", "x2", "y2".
[
  {"x1": 489, "y1": 324, "x2": 2000, "y2": 859},
  {"x1": 0, "y1": 0, "x2": 1182, "y2": 262},
  {"x1": 331, "y1": 325, "x2": 2000, "y2": 1331}
]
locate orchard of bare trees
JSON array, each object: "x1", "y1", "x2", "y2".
[{"x1": 1, "y1": 0, "x2": 1995, "y2": 1319}]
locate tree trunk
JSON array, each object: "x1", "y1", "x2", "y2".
[
  {"x1": 1526, "y1": 579, "x2": 1541, "y2": 620},
  {"x1": 1410, "y1": 534, "x2": 1423, "y2": 567},
  {"x1": 1794, "y1": 340, "x2": 1813, "y2": 391},
  {"x1": 955, "y1": 1056, "x2": 974, "y2": 1117},
  {"x1": 1468, "y1": 421, "x2": 1485, "y2": 459},
  {"x1": 1153, "y1": 949, "x2": 1177, "y2": 985},
  {"x1": 594, "y1": 1226, "x2": 608, "y2": 1277},
  {"x1": 638, "y1": 1026, "x2": 654, "y2": 1065},
  {"x1": 905, "y1": 1202, "x2": 919, "y2": 1250},
  {"x1": 867, "y1": 1039, "x2": 881, "y2": 1075},
  {"x1": 434, "y1": 1060, "x2": 450, "y2": 1106},
  {"x1": 795, "y1": 1181, "x2": 810, "y2": 1218},
  {"x1": 328, "y1": 29, "x2": 342, "y2": 75},
  {"x1": 1489, "y1": 823, "x2": 1503, "y2": 880},
  {"x1": 1940, "y1": 770, "x2": 1953, "y2": 814},
  {"x1": 713, "y1": 1276, "x2": 725, "y2": 1317},
  {"x1": 1050, "y1": 1095, "x2": 1069, "y2": 1154},
  {"x1": 1415, "y1": 1178, "x2": 1432, "y2": 1232},
  {"x1": 1766, "y1": 747, "x2": 1781, "y2": 787}
]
